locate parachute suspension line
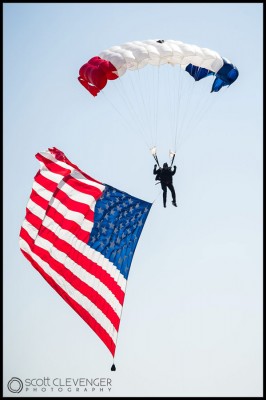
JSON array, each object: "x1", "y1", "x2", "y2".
[
  {"x1": 175, "y1": 65, "x2": 214, "y2": 151},
  {"x1": 126, "y1": 70, "x2": 149, "y2": 138},
  {"x1": 143, "y1": 66, "x2": 154, "y2": 145},
  {"x1": 176, "y1": 69, "x2": 198, "y2": 149},
  {"x1": 152, "y1": 184, "x2": 163, "y2": 204},
  {"x1": 115, "y1": 74, "x2": 148, "y2": 139},
  {"x1": 100, "y1": 89, "x2": 149, "y2": 151},
  {"x1": 178, "y1": 74, "x2": 220, "y2": 150},
  {"x1": 110, "y1": 267, "x2": 133, "y2": 371},
  {"x1": 153, "y1": 65, "x2": 160, "y2": 151},
  {"x1": 175, "y1": 67, "x2": 202, "y2": 148},
  {"x1": 157, "y1": 64, "x2": 181, "y2": 160},
  {"x1": 184, "y1": 82, "x2": 213, "y2": 139},
  {"x1": 186, "y1": 69, "x2": 214, "y2": 129},
  {"x1": 110, "y1": 75, "x2": 150, "y2": 150},
  {"x1": 136, "y1": 67, "x2": 154, "y2": 146},
  {"x1": 171, "y1": 65, "x2": 182, "y2": 154},
  {"x1": 173, "y1": 65, "x2": 186, "y2": 153},
  {"x1": 166, "y1": 65, "x2": 175, "y2": 152},
  {"x1": 183, "y1": 77, "x2": 228, "y2": 147},
  {"x1": 100, "y1": 90, "x2": 133, "y2": 131},
  {"x1": 124, "y1": 68, "x2": 148, "y2": 144},
  {"x1": 143, "y1": 64, "x2": 160, "y2": 152},
  {"x1": 173, "y1": 66, "x2": 184, "y2": 149}
]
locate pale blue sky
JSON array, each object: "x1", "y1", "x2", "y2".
[{"x1": 3, "y1": 3, "x2": 263, "y2": 397}]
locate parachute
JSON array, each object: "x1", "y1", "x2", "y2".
[
  {"x1": 78, "y1": 39, "x2": 238, "y2": 95},
  {"x1": 78, "y1": 39, "x2": 239, "y2": 164}
]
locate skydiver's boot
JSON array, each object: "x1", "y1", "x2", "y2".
[
  {"x1": 172, "y1": 200, "x2": 177, "y2": 207},
  {"x1": 163, "y1": 193, "x2": 167, "y2": 208}
]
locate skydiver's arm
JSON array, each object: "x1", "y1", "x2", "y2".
[
  {"x1": 171, "y1": 166, "x2": 177, "y2": 175},
  {"x1": 153, "y1": 165, "x2": 159, "y2": 174}
]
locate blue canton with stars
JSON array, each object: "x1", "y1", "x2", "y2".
[{"x1": 88, "y1": 184, "x2": 152, "y2": 279}]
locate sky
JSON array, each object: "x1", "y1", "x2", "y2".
[{"x1": 3, "y1": 2, "x2": 263, "y2": 398}]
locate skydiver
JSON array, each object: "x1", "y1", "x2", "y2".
[{"x1": 153, "y1": 163, "x2": 177, "y2": 208}]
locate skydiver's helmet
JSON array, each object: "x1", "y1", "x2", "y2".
[{"x1": 163, "y1": 162, "x2": 168, "y2": 169}]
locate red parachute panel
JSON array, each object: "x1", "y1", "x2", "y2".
[{"x1": 78, "y1": 56, "x2": 119, "y2": 97}]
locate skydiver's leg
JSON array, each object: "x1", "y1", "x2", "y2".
[
  {"x1": 161, "y1": 183, "x2": 167, "y2": 207},
  {"x1": 168, "y1": 184, "x2": 177, "y2": 206}
]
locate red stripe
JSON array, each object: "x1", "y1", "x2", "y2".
[
  {"x1": 30, "y1": 189, "x2": 49, "y2": 210},
  {"x1": 20, "y1": 228, "x2": 120, "y2": 331},
  {"x1": 24, "y1": 209, "x2": 43, "y2": 232},
  {"x1": 20, "y1": 248, "x2": 116, "y2": 356},
  {"x1": 36, "y1": 153, "x2": 72, "y2": 176},
  {"x1": 35, "y1": 171, "x2": 59, "y2": 193},
  {"x1": 53, "y1": 186, "x2": 94, "y2": 216}
]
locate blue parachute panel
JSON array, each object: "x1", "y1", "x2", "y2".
[
  {"x1": 185, "y1": 64, "x2": 214, "y2": 81},
  {"x1": 211, "y1": 58, "x2": 239, "y2": 92}
]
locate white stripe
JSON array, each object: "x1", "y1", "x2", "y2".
[
  {"x1": 39, "y1": 169, "x2": 66, "y2": 185},
  {"x1": 19, "y1": 238, "x2": 118, "y2": 345},
  {"x1": 22, "y1": 219, "x2": 38, "y2": 240},
  {"x1": 27, "y1": 199, "x2": 46, "y2": 220},
  {"x1": 32, "y1": 181, "x2": 52, "y2": 201},
  {"x1": 58, "y1": 180, "x2": 97, "y2": 210},
  {"x1": 71, "y1": 170, "x2": 105, "y2": 191}
]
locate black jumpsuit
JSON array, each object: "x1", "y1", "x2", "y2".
[{"x1": 153, "y1": 165, "x2": 177, "y2": 207}]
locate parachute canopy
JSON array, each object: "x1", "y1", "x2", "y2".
[
  {"x1": 78, "y1": 39, "x2": 239, "y2": 96},
  {"x1": 78, "y1": 39, "x2": 239, "y2": 164}
]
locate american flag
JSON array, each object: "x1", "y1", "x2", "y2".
[{"x1": 19, "y1": 147, "x2": 152, "y2": 357}]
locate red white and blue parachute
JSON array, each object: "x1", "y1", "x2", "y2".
[{"x1": 78, "y1": 39, "x2": 238, "y2": 96}]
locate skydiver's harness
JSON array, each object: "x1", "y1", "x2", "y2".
[{"x1": 152, "y1": 152, "x2": 176, "y2": 184}]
